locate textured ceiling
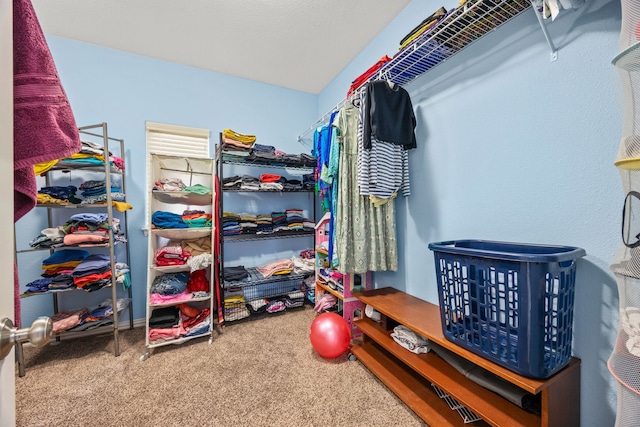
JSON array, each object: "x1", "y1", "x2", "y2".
[{"x1": 31, "y1": 0, "x2": 411, "y2": 94}]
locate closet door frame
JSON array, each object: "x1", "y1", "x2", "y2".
[{"x1": 0, "y1": 0, "x2": 17, "y2": 423}]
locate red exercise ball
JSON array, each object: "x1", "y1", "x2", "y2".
[{"x1": 310, "y1": 312, "x2": 351, "y2": 358}]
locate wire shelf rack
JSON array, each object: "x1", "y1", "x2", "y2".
[
  {"x1": 223, "y1": 272, "x2": 309, "y2": 289},
  {"x1": 297, "y1": 0, "x2": 550, "y2": 146},
  {"x1": 222, "y1": 230, "x2": 314, "y2": 242},
  {"x1": 431, "y1": 383, "x2": 482, "y2": 424}
]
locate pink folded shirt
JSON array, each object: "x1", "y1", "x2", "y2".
[
  {"x1": 63, "y1": 233, "x2": 109, "y2": 246},
  {"x1": 149, "y1": 291, "x2": 193, "y2": 305}
]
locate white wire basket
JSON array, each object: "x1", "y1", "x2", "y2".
[{"x1": 431, "y1": 383, "x2": 482, "y2": 424}]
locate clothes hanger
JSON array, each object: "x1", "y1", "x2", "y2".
[
  {"x1": 381, "y1": 71, "x2": 395, "y2": 89},
  {"x1": 347, "y1": 90, "x2": 361, "y2": 108}
]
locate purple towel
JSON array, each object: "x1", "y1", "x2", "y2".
[
  {"x1": 13, "y1": 0, "x2": 82, "y2": 324},
  {"x1": 13, "y1": 0, "x2": 82, "y2": 222}
]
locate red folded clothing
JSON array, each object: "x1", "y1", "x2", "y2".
[
  {"x1": 182, "y1": 308, "x2": 211, "y2": 329},
  {"x1": 155, "y1": 245, "x2": 190, "y2": 266},
  {"x1": 187, "y1": 269, "x2": 210, "y2": 293},
  {"x1": 259, "y1": 173, "x2": 282, "y2": 183},
  {"x1": 177, "y1": 303, "x2": 200, "y2": 317},
  {"x1": 347, "y1": 55, "x2": 392, "y2": 98}
]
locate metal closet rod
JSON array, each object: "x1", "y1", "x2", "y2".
[{"x1": 159, "y1": 166, "x2": 212, "y2": 176}]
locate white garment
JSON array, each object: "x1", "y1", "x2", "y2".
[
  {"x1": 41, "y1": 227, "x2": 65, "y2": 239},
  {"x1": 621, "y1": 307, "x2": 640, "y2": 357},
  {"x1": 186, "y1": 253, "x2": 213, "y2": 272},
  {"x1": 292, "y1": 256, "x2": 314, "y2": 274},
  {"x1": 391, "y1": 325, "x2": 430, "y2": 354},
  {"x1": 248, "y1": 299, "x2": 267, "y2": 311}
]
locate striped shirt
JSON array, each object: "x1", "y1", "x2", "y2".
[{"x1": 357, "y1": 91, "x2": 410, "y2": 199}]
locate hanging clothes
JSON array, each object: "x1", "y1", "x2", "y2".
[
  {"x1": 316, "y1": 112, "x2": 340, "y2": 265},
  {"x1": 332, "y1": 105, "x2": 398, "y2": 273},
  {"x1": 314, "y1": 120, "x2": 332, "y2": 212},
  {"x1": 362, "y1": 80, "x2": 417, "y2": 150},
  {"x1": 325, "y1": 119, "x2": 341, "y2": 267},
  {"x1": 358, "y1": 81, "x2": 415, "y2": 201}
]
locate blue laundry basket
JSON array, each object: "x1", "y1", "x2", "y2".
[{"x1": 428, "y1": 240, "x2": 586, "y2": 379}]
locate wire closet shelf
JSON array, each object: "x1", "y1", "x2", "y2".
[{"x1": 297, "y1": 0, "x2": 548, "y2": 147}]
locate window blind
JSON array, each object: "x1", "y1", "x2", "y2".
[{"x1": 146, "y1": 121, "x2": 210, "y2": 157}]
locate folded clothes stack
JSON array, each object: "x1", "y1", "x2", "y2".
[
  {"x1": 221, "y1": 128, "x2": 256, "y2": 160},
  {"x1": 398, "y1": 6, "x2": 448, "y2": 51},
  {"x1": 155, "y1": 245, "x2": 191, "y2": 267}
]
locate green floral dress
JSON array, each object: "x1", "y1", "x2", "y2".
[{"x1": 333, "y1": 105, "x2": 398, "y2": 273}]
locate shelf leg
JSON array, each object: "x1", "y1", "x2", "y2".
[
  {"x1": 16, "y1": 341, "x2": 25, "y2": 377},
  {"x1": 113, "y1": 325, "x2": 120, "y2": 357}
]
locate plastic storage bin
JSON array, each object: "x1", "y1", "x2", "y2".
[{"x1": 428, "y1": 240, "x2": 586, "y2": 378}]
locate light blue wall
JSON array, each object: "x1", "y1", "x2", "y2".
[
  {"x1": 16, "y1": 36, "x2": 317, "y2": 332},
  {"x1": 318, "y1": 0, "x2": 622, "y2": 425},
  {"x1": 17, "y1": 0, "x2": 623, "y2": 424}
]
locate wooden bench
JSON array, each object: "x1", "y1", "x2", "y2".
[{"x1": 351, "y1": 287, "x2": 580, "y2": 427}]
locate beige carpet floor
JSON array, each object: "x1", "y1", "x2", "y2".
[{"x1": 15, "y1": 306, "x2": 426, "y2": 427}]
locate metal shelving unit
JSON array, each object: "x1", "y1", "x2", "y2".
[
  {"x1": 216, "y1": 136, "x2": 316, "y2": 324},
  {"x1": 218, "y1": 154, "x2": 315, "y2": 171},
  {"x1": 222, "y1": 230, "x2": 314, "y2": 242},
  {"x1": 223, "y1": 189, "x2": 313, "y2": 193},
  {"x1": 224, "y1": 272, "x2": 309, "y2": 290},
  {"x1": 15, "y1": 122, "x2": 133, "y2": 376}
]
